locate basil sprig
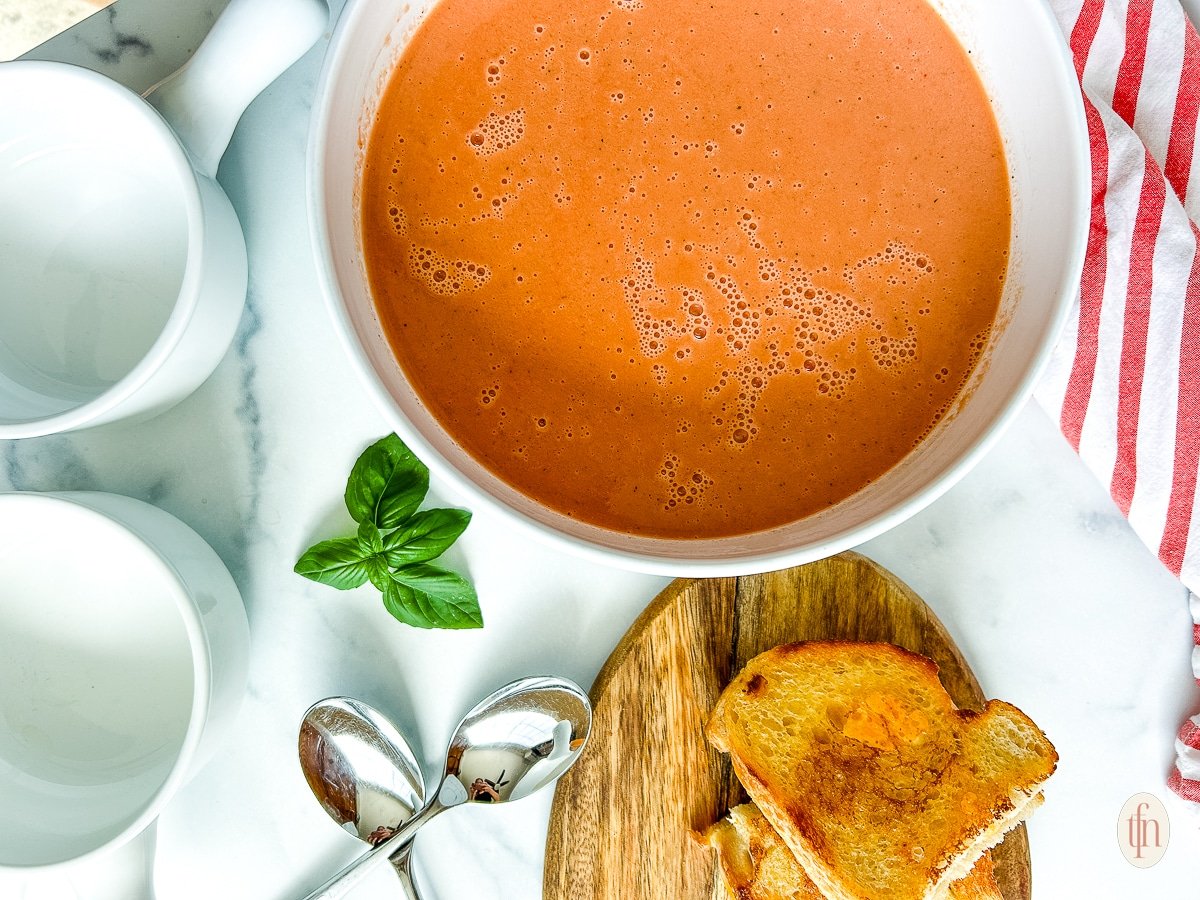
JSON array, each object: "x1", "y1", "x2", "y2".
[{"x1": 295, "y1": 434, "x2": 481, "y2": 629}]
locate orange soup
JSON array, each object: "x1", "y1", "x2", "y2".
[{"x1": 361, "y1": 0, "x2": 1009, "y2": 538}]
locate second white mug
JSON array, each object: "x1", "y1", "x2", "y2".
[{"x1": 0, "y1": 492, "x2": 250, "y2": 899}]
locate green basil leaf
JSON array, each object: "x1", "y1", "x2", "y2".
[
  {"x1": 345, "y1": 434, "x2": 430, "y2": 529},
  {"x1": 358, "y1": 520, "x2": 384, "y2": 554},
  {"x1": 294, "y1": 537, "x2": 371, "y2": 590},
  {"x1": 365, "y1": 555, "x2": 391, "y2": 592},
  {"x1": 383, "y1": 508, "x2": 472, "y2": 566},
  {"x1": 381, "y1": 564, "x2": 483, "y2": 630},
  {"x1": 381, "y1": 581, "x2": 438, "y2": 629}
]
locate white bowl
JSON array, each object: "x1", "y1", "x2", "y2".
[{"x1": 308, "y1": 0, "x2": 1089, "y2": 575}]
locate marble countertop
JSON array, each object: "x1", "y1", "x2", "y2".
[{"x1": 8, "y1": 1, "x2": 1200, "y2": 897}]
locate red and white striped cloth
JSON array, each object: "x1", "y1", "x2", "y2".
[{"x1": 1035, "y1": 0, "x2": 1200, "y2": 803}]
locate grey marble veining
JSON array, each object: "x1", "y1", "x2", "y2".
[{"x1": 23, "y1": 0, "x2": 229, "y2": 90}]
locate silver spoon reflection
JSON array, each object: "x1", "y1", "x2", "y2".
[
  {"x1": 299, "y1": 698, "x2": 426, "y2": 897},
  {"x1": 299, "y1": 675, "x2": 592, "y2": 900}
]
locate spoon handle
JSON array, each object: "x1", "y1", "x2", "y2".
[
  {"x1": 298, "y1": 800, "x2": 445, "y2": 900},
  {"x1": 390, "y1": 844, "x2": 421, "y2": 900}
]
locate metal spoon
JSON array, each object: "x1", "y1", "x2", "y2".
[
  {"x1": 299, "y1": 675, "x2": 592, "y2": 900},
  {"x1": 298, "y1": 697, "x2": 426, "y2": 898}
]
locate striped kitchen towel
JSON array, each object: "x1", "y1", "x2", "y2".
[{"x1": 1035, "y1": 0, "x2": 1200, "y2": 803}]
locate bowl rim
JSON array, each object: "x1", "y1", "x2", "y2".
[{"x1": 305, "y1": 0, "x2": 1091, "y2": 576}]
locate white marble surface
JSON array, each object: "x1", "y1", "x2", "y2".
[{"x1": 6, "y1": 1, "x2": 1200, "y2": 897}]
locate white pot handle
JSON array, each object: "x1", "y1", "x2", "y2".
[{"x1": 145, "y1": 0, "x2": 328, "y2": 176}]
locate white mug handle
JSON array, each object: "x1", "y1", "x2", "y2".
[
  {"x1": 145, "y1": 0, "x2": 328, "y2": 176},
  {"x1": 64, "y1": 823, "x2": 158, "y2": 900}
]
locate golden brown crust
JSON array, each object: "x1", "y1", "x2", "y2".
[
  {"x1": 704, "y1": 804, "x2": 827, "y2": 900},
  {"x1": 705, "y1": 803, "x2": 1003, "y2": 900},
  {"x1": 706, "y1": 641, "x2": 1056, "y2": 900},
  {"x1": 946, "y1": 850, "x2": 1004, "y2": 900}
]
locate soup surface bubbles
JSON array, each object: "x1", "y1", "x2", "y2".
[{"x1": 361, "y1": 0, "x2": 1010, "y2": 538}]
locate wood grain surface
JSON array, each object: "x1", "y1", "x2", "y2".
[{"x1": 543, "y1": 551, "x2": 1031, "y2": 900}]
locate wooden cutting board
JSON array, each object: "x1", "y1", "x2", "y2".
[{"x1": 543, "y1": 551, "x2": 1031, "y2": 899}]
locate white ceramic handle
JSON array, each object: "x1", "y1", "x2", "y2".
[
  {"x1": 145, "y1": 0, "x2": 328, "y2": 176},
  {"x1": 66, "y1": 823, "x2": 158, "y2": 900}
]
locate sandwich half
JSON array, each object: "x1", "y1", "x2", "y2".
[{"x1": 705, "y1": 641, "x2": 1056, "y2": 900}]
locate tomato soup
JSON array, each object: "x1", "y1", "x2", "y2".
[{"x1": 360, "y1": 0, "x2": 1009, "y2": 538}]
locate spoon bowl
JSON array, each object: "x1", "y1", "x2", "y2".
[
  {"x1": 299, "y1": 698, "x2": 426, "y2": 897},
  {"x1": 436, "y1": 675, "x2": 592, "y2": 807},
  {"x1": 301, "y1": 676, "x2": 592, "y2": 900}
]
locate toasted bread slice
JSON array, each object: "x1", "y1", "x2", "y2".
[
  {"x1": 705, "y1": 642, "x2": 1056, "y2": 900},
  {"x1": 705, "y1": 803, "x2": 1004, "y2": 900},
  {"x1": 705, "y1": 803, "x2": 825, "y2": 900}
]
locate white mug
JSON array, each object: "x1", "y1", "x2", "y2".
[
  {"x1": 0, "y1": 0, "x2": 327, "y2": 438},
  {"x1": 0, "y1": 491, "x2": 250, "y2": 899}
]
